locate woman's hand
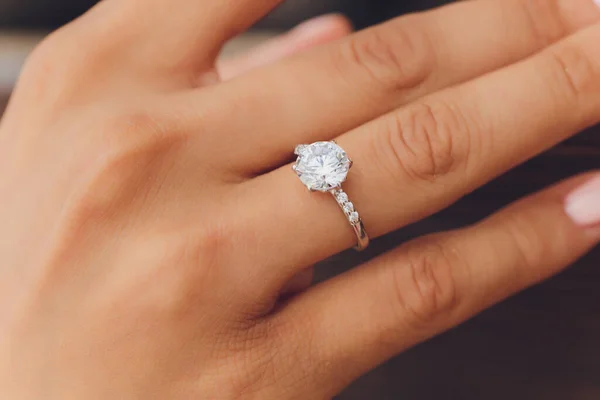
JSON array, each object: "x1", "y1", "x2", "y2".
[{"x1": 1, "y1": 0, "x2": 600, "y2": 398}]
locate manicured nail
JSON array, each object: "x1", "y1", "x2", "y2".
[
  {"x1": 291, "y1": 15, "x2": 342, "y2": 37},
  {"x1": 595, "y1": 0, "x2": 600, "y2": 9},
  {"x1": 565, "y1": 176, "x2": 600, "y2": 227}
]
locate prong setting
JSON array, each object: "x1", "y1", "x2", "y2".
[
  {"x1": 292, "y1": 141, "x2": 351, "y2": 192},
  {"x1": 294, "y1": 144, "x2": 307, "y2": 156}
]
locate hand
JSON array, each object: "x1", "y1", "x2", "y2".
[{"x1": 1, "y1": 0, "x2": 600, "y2": 399}]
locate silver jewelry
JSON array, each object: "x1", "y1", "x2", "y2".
[{"x1": 292, "y1": 141, "x2": 370, "y2": 251}]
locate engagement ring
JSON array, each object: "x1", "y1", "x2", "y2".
[{"x1": 292, "y1": 141, "x2": 370, "y2": 251}]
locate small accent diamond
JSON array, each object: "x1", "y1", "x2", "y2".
[
  {"x1": 349, "y1": 212, "x2": 360, "y2": 224},
  {"x1": 336, "y1": 192, "x2": 349, "y2": 203},
  {"x1": 343, "y1": 202, "x2": 354, "y2": 213}
]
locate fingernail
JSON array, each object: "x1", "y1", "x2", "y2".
[
  {"x1": 595, "y1": 0, "x2": 600, "y2": 9},
  {"x1": 565, "y1": 176, "x2": 600, "y2": 227},
  {"x1": 291, "y1": 15, "x2": 341, "y2": 37}
]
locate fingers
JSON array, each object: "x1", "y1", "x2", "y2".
[
  {"x1": 270, "y1": 173, "x2": 600, "y2": 398},
  {"x1": 247, "y1": 20, "x2": 600, "y2": 287},
  {"x1": 177, "y1": 0, "x2": 600, "y2": 172},
  {"x1": 218, "y1": 15, "x2": 352, "y2": 81}
]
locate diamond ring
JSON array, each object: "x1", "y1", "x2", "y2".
[{"x1": 292, "y1": 141, "x2": 370, "y2": 251}]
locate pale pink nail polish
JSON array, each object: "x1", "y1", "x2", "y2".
[
  {"x1": 291, "y1": 15, "x2": 341, "y2": 37},
  {"x1": 565, "y1": 176, "x2": 600, "y2": 227}
]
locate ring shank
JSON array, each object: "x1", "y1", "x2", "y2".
[{"x1": 351, "y1": 219, "x2": 370, "y2": 251}]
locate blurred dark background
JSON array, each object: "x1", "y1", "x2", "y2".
[
  {"x1": 0, "y1": 0, "x2": 452, "y2": 30},
  {"x1": 1, "y1": 1, "x2": 600, "y2": 400}
]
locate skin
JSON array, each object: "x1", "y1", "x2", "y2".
[{"x1": 1, "y1": 0, "x2": 600, "y2": 398}]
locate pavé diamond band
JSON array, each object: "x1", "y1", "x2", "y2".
[{"x1": 292, "y1": 141, "x2": 370, "y2": 251}]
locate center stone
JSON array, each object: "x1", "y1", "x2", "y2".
[{"x1": 294, "y1": 141, "x2": 351, "y2": 192}]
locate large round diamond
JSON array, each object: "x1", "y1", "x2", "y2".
[{"x1": 294, "y1": 141, "x2": 351, "y2": 192}]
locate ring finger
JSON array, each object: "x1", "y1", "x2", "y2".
[{"x1": 245, "y1": 21, "x2": 600, "y2": 290}]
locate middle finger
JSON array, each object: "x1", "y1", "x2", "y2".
[{"x1": 177, "y1": 0, "x2": 600, "y2": 174}]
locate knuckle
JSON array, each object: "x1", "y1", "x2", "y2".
[
  {"x1": 67, "y1": 112, "x2": 185, "y2": 225},
  {"x1": 388, "y1": 237, "x2": 462, "y2": 326},
  {"x1": 17, "y1": 12, "x2": 127, "y2": 102},
  {"x1": 18, "y1": 30, "x2": 111, "y2": 106},
  {"x1": 160, "y1": 223, "x2": 233, "y2": 278},
  {"x1": 23, "y1": 31, "x2": 65, "y2": 72},
  {"x1": 336, "y1": 16, "x2": 434, "y2": 91},
  {"x1": 546, "y1": 44, "x2": 600, "y2": 101},
  {"x1": 191, "y1": 222, "x2": 235, "y2": 269},
  {"x1": 521, "y1": 0, "x2": 569, "y2": 46},
  {"x1": 374, "y1": 102, "x2": 462, "y2": 184},
  {"x1": 117, "y1": 222, "x2": 236, "y2": 319},
  {"x1": 18, "y1": 32, "x2": 73, "y2": 99}
]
